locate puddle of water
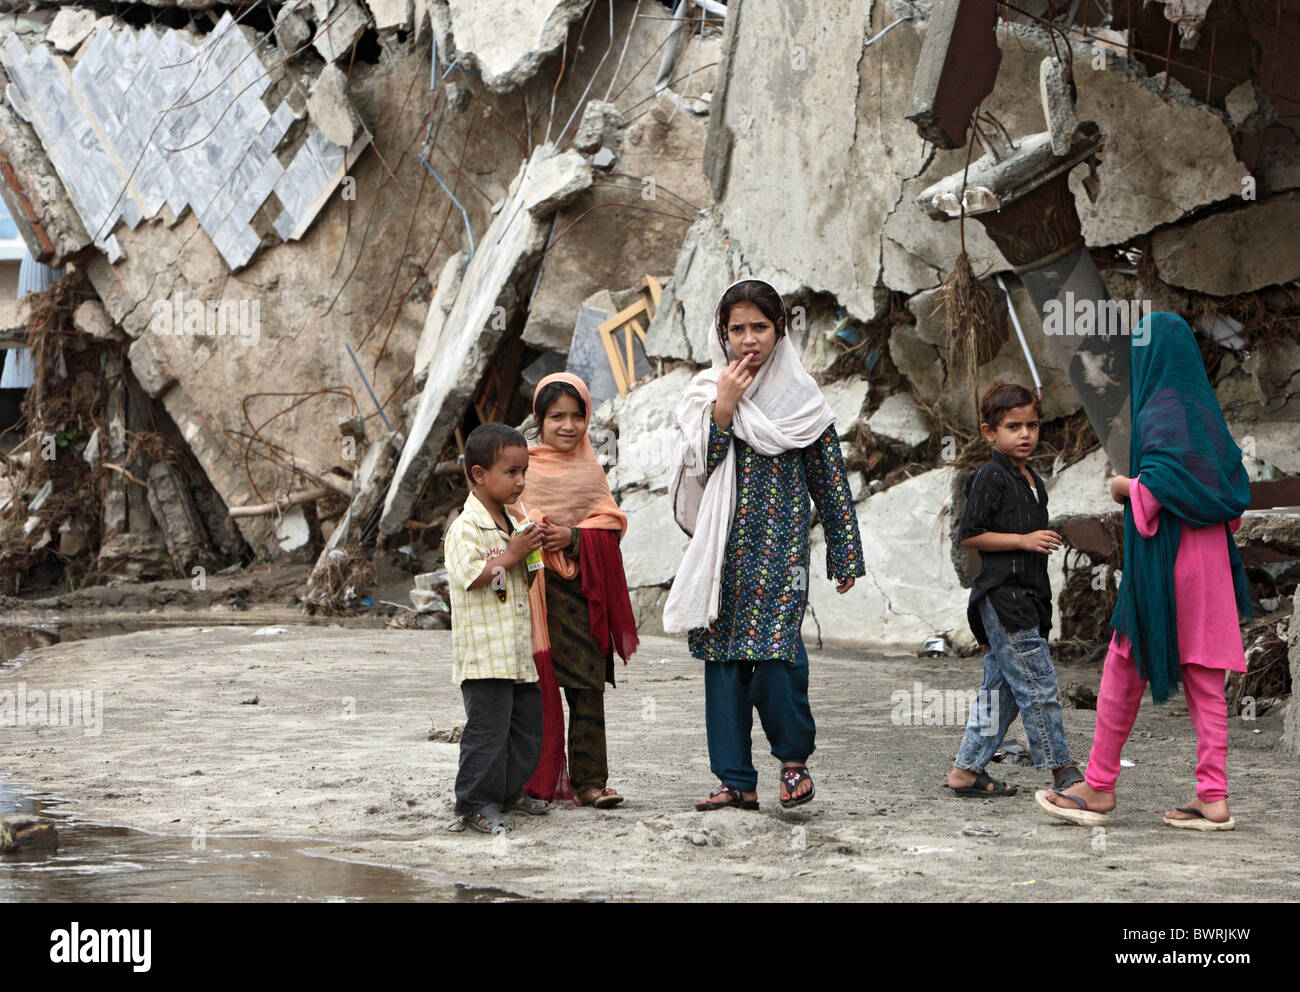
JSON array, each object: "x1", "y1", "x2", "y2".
[{"x1": 0, "y1": 781, "x2": 529, "y2": 903}]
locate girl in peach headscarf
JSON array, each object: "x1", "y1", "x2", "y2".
[{"x1": 516, "y1": 373, "x2": 639, "y2": 809}]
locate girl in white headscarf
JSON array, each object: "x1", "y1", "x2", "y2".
[{"x1": 665, "y1": 279, "x2": 865, "y2": 810}]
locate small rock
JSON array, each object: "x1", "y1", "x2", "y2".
[
  {"x1": 961, "y1": 823, "x2": 999, "y2": 837},
  {"x1": 240, "y1": 695, "x2": 260, "y2": 705},
  {"x1": 428, "y1": 725, "x2": 464, "y2": 743},
  {"x1": 1, "y1": 815, "x2": 59, "y2": 853},
  {"x1": 592, "y1": 147, "x2": 617, "y2": 170}
]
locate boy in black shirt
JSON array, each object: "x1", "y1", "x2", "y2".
[{"x1": 945, "y1": 383, "x2": 1081, "y2": 797}]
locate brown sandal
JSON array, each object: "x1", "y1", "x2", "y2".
[{"x1": 577, "y1": 786, "x2": 624, "y2": 809}]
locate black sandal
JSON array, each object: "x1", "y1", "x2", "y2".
[
  {"x1": 950, "y1": 770, "x2": 1017, "y2": 798},
  {"x1": 779, "y1": 766, "x2": 815, "y2": 809},
  {"x1": 696, "y1": 785, "x2": 759, "y2": 811},
  {"x1": 1053, "y1": 765, "x2": 1084, "y2": 791}
]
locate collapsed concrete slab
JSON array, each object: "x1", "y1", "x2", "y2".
[
  {"x1": 642, "y1": 212, "x2": 736, "y2": 365},
  {"x1": 1150, "y1": 193, "x2": 1300, "y2": 296},
  {"x1": 522, "y1": 109, "x2": 707, "y2": 355},
  {"x1": 605, "y1": 366, "x2": 693, "y2": 494},
  {"x1": 413, "y1": 250, "x2": 469, "y2": 388},
  {"x1": 805, "y1": 466, "x2": 971, "y2": 651},
  {"x1": 619, "y1": 488, "x2": 689, "y2": 589},
  {"x1": 380, "y1": 146, "x2": 573, "y2": 535},
  {"x1": 866, "y1": 392, "x2": 930, "y2": 448},
  {"x1": 443, "y1": 0, "x2": 590, "y2": 91},
  {"x1": 822, "y1": 376, "x2": 871, "y2": 440}
]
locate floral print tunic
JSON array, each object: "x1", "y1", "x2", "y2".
[{"x1": 687, "y1": 415, "x2": 865, "y2": 663}]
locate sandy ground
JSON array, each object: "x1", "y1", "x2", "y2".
[{"x1": 3, "y1": 624, "x2": 1297, "y2": 902}]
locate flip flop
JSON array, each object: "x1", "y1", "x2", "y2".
[
  {"x1": 949, "y1": 770, "x2": 1017, "y2": 798},
  {"x1": 695, "y1": 785, "x2": 759, "y2": 812},
  {"x1": 1034, "y1": 788, "x2": 1111, "y2": 827},
  {"x1": 779, "y1": 765, "x2": 815, "y2": 808},
  {"x1": 1163, "y1": 806, "x2": 1235, "y2": 831}
]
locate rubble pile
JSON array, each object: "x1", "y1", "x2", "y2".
[{"x1": 0, "y1": 0, "x2": 1296, "y2": 658}]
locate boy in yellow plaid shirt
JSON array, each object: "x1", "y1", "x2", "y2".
[{"x1": 444, "y1": 424, "x2": 547, "y2": 834}]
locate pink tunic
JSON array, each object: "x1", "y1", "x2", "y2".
[{"x1": 1109, "y1": 475, "x2": 1246, "y2": 672}]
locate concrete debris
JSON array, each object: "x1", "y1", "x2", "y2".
[
  {"x1": 643, "y1": 213, "x2": 736, "y2": 365},
  {"x1": 414, "y1": 251, "x2": 469, "y2": 387},
  {"x1": 522, "y1": 149, "x2": 592, "y2": 218},
  {"x1": 444, "y1": 0, "x2": 590, "y2": 91},
  {"x1": 97, "y1": 530, "x2": 170, "y2": 582},
  {"x1": 275, "y1": 3, "x2": 314, "y2": 54},
  {"x1": 308, "y1": 63, "x2": 364, "y2": 149},
  {"x1": 905, "y1": 0, "x2": 1001, "y2": 149},
  {"x1": 366, "y1": 0, "x2": 414, "y2": 32},
  {"x1": 522, "y1": 103, "x2": 707, "y2": 357},
  {"x1": 0, "y1": 12, "x2": 370, "y2": 270},
  {"x1": 604, "y1": 366, "x2": 693, "y2": 494},
  {"x1": 443, "y1": 81, "x2": 472, "y2": 112},
  {"x1": 1070, "y1": 62, "x2": 1242, "y2": 247},
  {"x1": 619, "y1": 488, "x2": 690, "y2": 590},
  {"x1": 71, "y1": 298, "x2": 119, "y2": 341},
  {"x1": 865, "y1": 392, "x2": 930, "y2": 448},
  {"x1": 1044, "y1": 449, "x2": 1114, "y2": 519},
  {"x1": 312, "y1": 0, "x2": 369, "y2": 62},
  {"x1": 806, "y1": 467, "x2": 970, "y2": 651},
  {"x1": 822, "y1": 377, "x2": 871, "y2": 440},
  {"x1": 146, "y1": 460, "x2": 213, "y2": 574},
  {"x1": 895, "y1": 282, "x2": 1078, "y2": 432},
  {"x1": 592, "y1": 147, "x2": 617, "y2": 170},
  {"x1": 1150, "y1": 193, "x2": 1300, "y2": 297},
  {"x1": 1039, "y1": 56, "x2": 1079, "y2": 157},
  {"x1": 381, "y1": 144, "x2": 567, "y2": 534},
  {"x1": 1224, "y1": 80, "x2": 1275, "y2": 132},
  {"x1": 1150, "y1": 0, "x2": 1214, "y2": 49},
  {"x1": 573, "y1": 100, "x2": 622, "y2": 153},
  {"x1": 46, "y1": 6, "x2": 96, "y2": 53}
]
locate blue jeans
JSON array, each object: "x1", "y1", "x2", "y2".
[
  {"x1": 954, "y1": 597, "x2": 1071, "y2": 773},
  {"x1": 704, "y1": 636, "x2": 816, "y2": 792}
]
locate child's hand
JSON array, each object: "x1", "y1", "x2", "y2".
[
  {"x1": 538, "y1": 522, "x2": 572, "y2": 551},
  {"x1": 714, "y1": 354, "x2": 756, "y2": 425},
  {"x1": 507, "y1": 522, "x2": 543, "y2": 562},
  {"x1": 1019, "y1": 529, "x2": 1063, "y2": 554},
  {"x1": 1110, "y1": 475, "x2": 1132, "y2": 504},
  {"x1": 835, "y1": 576, "x2": 856, "y2": 594}
]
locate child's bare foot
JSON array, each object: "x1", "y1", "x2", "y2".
[
  {"x1": 1041, "y1": 781, "x2": 1116, "y2": 814},
  {"x1": 1164, "y1": 797, "x2": 1231, "y2": 823}
]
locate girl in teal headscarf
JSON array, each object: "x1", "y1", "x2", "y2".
[{"x1": 1038, "y1": 312, "x2": 1251, "y2": 832}]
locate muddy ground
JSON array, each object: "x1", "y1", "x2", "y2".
[{"x1": 2, "y1": 624, "x2": 1296, "y2": 902}]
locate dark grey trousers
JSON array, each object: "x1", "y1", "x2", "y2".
[{"x1": 454, "y1": 679, "x2": 543, "y2": 816}]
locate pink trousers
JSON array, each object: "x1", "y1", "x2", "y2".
[{"x1": 1084, "y1": 643, "x2": 1230, "y2": 802}]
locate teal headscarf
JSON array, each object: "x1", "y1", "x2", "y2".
[{"x1": 1109, "y1": 313, "x2": 1252, "y2": 703}]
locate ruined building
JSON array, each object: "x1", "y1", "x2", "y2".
[{"x1": 0, "y1": 2, "x2": 1297, "y2": 734}]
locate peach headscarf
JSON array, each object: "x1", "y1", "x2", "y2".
[{"x1": 518, "y1": 372, "x2": 626, "y2": 555}]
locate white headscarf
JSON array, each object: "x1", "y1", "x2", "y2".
[{"x1": 663, "y1": 279, "x2": 835, "y2": 635}]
